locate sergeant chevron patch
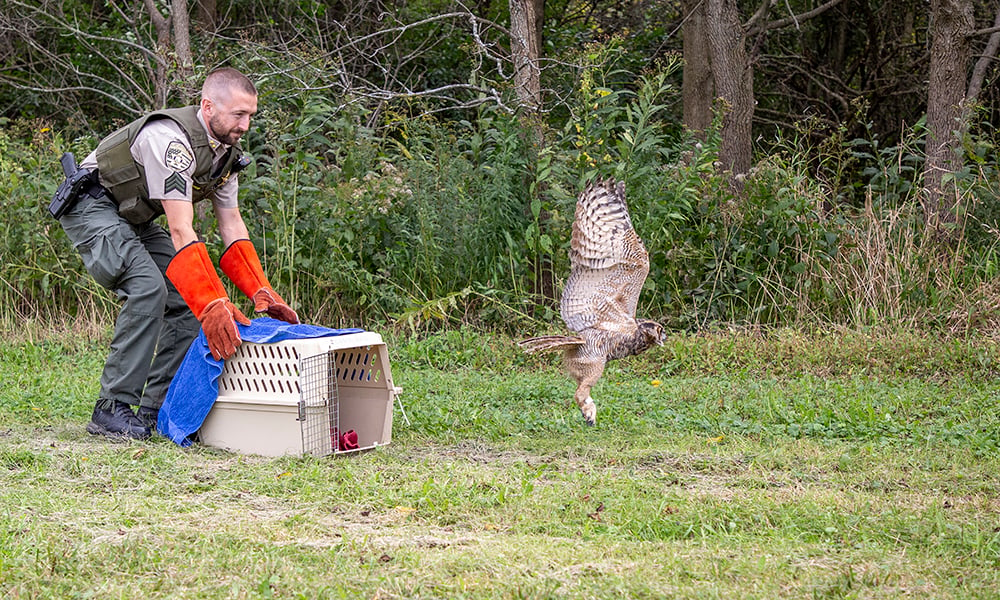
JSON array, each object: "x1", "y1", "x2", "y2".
[{"x1": 163, "y1": 172, "x2": 187, "y2": 195}]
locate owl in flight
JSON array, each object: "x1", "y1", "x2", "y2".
[{"x1": 518, "y1": 177, "x2": 665, "y2": 425}]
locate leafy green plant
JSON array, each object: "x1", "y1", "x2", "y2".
[
  {"x1": 844, "y1": 116, "x2": 926, "y2": 209},
  {"x1": 0, "y1": 119, "x2": 113, "y2": 329}
]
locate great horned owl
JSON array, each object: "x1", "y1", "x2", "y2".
[{"x1": 518, "y1": 177, "x2": 665, "y2": 425}]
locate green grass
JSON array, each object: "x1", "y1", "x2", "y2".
[{"x1": 2, "y1": 329, "x2": 1000, "y2": 598}]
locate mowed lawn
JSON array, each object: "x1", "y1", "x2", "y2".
[{"x1": 2, "y1": 329, "x2": 1000, "y2": 599}]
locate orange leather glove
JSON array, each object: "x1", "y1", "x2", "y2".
[
  {"x1": 219, "y1": 239, "x2": 300, "y2": 324},
  {"x1": 166, "y1": 241, "x2": 252, "y2": 360},
  {"x1": 252, "y1": 287, "x2": 299, "y2": 324},
  {"x1": 199, "y1": 297, "x2": 252, "y2": 361}
]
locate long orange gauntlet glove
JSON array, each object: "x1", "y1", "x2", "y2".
[
  {"x1": 219, "y1": 239, "x2": 300, "y2": 324},
  {"x1": 166, "y1": 241, "x2": 251, "y2": 361}
]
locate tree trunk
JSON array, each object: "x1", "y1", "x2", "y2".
[
  {"x1": 140, "y1": 0, "x2": 195, "y2": 106},
  {"x1": 171, "y1": 0, "x2": 197, "y2": 100},
  {"x1": 705, "y1": 0, "x2": 754, "y2": 186},
  {"x1": 195, "y1": 0, "x2": 218, "y2": 32},
  {"x1": 509, "y1": 0, "x2": 542, "y2": 112},
  {"x1": 923, "y1": 0, "x2": 973, "y2": 235},
  {"x1": 681, "y1": 0, "x2": 714, "y2": 137},
  {"x1": 172, "y1": 0, "x2": 193, "y2": 73},
  {"x1": 142, "y1": 0, "x2": 172, "y2": 109},
  {"x1": 531, "y1": 0, "x2": 543, "y2": 57},
  {"x1": 509, "y1": 0, "x2": 553, "y2": 303}
]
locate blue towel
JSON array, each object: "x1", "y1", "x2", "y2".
[{"x1": 158, "y1": 317, "x2": 364, "y2": 446}]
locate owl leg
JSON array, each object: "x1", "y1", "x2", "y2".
[
  {"x1": 565, "y1": 354, "x2": 606, "y2": 426},
  {"x1": 574, "y1": 384, "x2": 597, "y2": 426},
  {"x1": 573, "y1": 369, "x2": 604, "y2": 426}
]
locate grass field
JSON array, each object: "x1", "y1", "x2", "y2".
[{"x1": 2, "y1": 328, "x2": 1000, "y2": 599}]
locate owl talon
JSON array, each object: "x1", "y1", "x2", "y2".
[{"x1": 580, "y1": 400, "x2": 597, "y2": 426}]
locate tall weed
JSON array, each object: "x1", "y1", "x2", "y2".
[{"x1": 0, "y1": 119, "x2": 113, "y2": 330}]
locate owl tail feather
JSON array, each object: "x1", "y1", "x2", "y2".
[{"x1": 517, "y1": 335, "x2": 585, "y2": 354}]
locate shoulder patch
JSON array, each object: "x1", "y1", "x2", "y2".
[{"x1": 164, "y1": 140, "x2": 194, "y2": 172}]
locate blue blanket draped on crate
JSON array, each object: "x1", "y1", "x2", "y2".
[{"x1": 158, "y1": 317, "x2": 364, "y2": 447}]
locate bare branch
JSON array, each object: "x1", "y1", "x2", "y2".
[
  {"x1": 973, "y1": 25, "x2": 1000, "y2": 37},
  {"x1": 967, "y1": 5, "x2": 1000, "y2": 102},
  {"x1": 0, "y1": 1, "x2": 597, "y2": 128},
  {"x1": 141, "y1": 0, "x2": 169, "y2": 33},
  {"x1": 744, "y1": 0, "x2": 774, "y2": 32},
  {"x1": 751, "y1": 0, "x2": 848, "y2": 35},
  {"x1": 9, "y1": 0, "x2": 161, "y2": 61}
]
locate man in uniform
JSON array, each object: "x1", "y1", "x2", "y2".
[{"x1": 56, "y1": 67, "x2": 299, "y2": 440}]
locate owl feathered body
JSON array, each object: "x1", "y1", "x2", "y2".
[{"x1": 518, "y1": 177, "x2": 664, "y2": 425}]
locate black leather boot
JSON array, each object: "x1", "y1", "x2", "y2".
[
  {"x1": 137, "y1": 406, "x2": 159, "y2": 430},
  {"x1": 86, "y1": 400, "x2": 151, "y2": 440}
]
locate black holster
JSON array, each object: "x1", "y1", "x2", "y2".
[{"x1": 49, "y1": 152, "x2": 104, "y2": 219}]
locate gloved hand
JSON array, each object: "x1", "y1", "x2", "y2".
[
  {"x1": 252, "y1": 287, "x2": 300, "y2": 324},
  {"x1": 200, "y1": 298, "x2": 252, "y2": 360}
]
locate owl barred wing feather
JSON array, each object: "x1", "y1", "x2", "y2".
[
  {"x1": 560, "y1": 178, "x2": 650, "y2": 333},
  {"x1": 517, "y1": 335, "x2": 585, "y2": 354}
]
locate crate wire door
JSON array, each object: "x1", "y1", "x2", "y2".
[{"x1": 299, "y1": 350, "x2": 339, "y2": 457}]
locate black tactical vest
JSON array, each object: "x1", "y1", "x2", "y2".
[{"x1": 95, "y1": 106, "x2": 243, "y2": 224}]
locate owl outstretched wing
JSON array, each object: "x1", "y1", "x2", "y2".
[{"x1": 560, "y1": 178, "x2": 650, "y2": 333}]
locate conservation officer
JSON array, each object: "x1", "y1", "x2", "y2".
[{"x1": 53, "y1": 67, "x2": 299, "y2": 440}]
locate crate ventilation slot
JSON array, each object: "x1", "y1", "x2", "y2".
[
  {"x1": 335, "y1": 349, "x2": 382, "y2": 383},
  {"x1": 218, "y1": 343, "x2": 303, "y2": 395}
]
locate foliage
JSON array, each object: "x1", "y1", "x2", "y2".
[
  {"x1": 2, "y1": 66, "x2": 1000, "y2": 335},
  {"x1": 2, "y1": 11, "x2": 1000, "y2": 335},
  {"x1": 0, "y1": 119, "x2": 113, "y2": 328}
]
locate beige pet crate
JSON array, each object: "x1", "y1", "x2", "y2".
[{"x1": 198, "y1": 332, "x2": 400, "y2": 457}]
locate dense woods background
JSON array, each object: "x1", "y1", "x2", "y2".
[{"x1": 1, "y1": 0, "x2": 998, "y2": 335}]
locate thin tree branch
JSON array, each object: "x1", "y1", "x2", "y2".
[
  {"x1": 744, "y1": 0, "x2": 773, "y2": 32},
  {"x1": 751, "y1": 0, "x2": 848, "y2": 35},
  {"x1": 967, "y1": 5, "x2": 1000, "y2": 102},
  {"x1": 973, "y1": 25, "x2": 1000, "y2": 37}
]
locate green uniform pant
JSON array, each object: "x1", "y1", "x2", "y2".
[{"x1": 59, "y1": 193, "x2": 200, "y2": 411}]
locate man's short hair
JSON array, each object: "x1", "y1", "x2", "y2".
[{"x1": 202, "y1": 68, "x2": 257, "y2": 102}]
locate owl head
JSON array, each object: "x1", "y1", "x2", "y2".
[{"x1": 637, "y1": 319, "x2": 666, "y2": 348}]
